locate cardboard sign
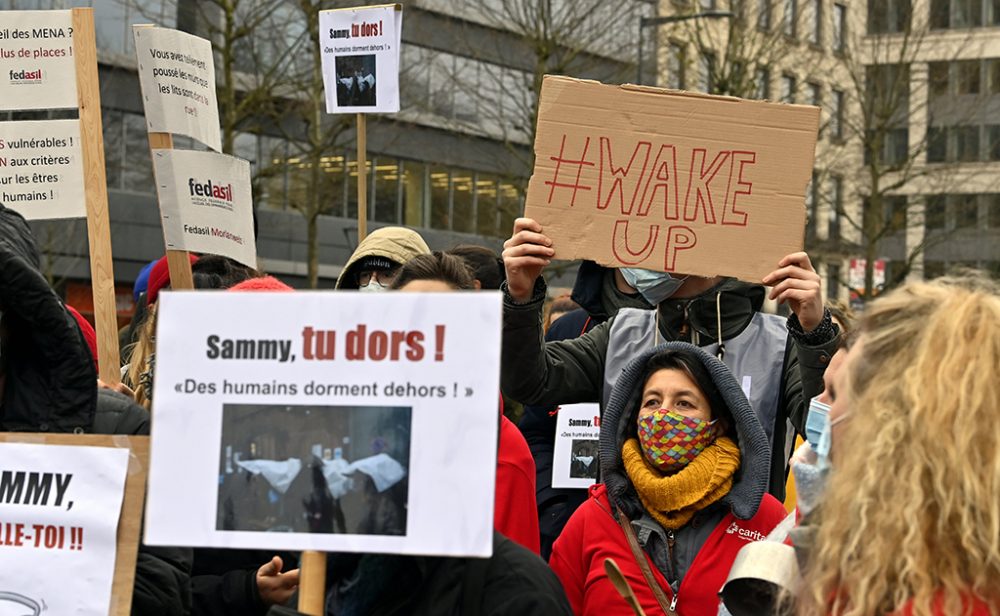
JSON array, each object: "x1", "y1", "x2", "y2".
[
  {"x1": 0, "y1": 434, "x2": 148, "y2": 616},
  {"x1": 0, "y1": 10, "x2": 77, "y2": 111},
  {"x1": 552, "y1": 403, "x2": 601, "y2": 489},
  {"x1": 524, "y1": 76, "x2": 820, "y2": 282},
  {"x1": 151, "y1": 148, "x2": 257, "y2": 268},
  {"x1": 145, "y1": 292, "x2": 501, "y2": 557},
  {"x1": 319, "y1": 4, "x2": 402, "y2": 114},
  {"x1": 0, "y1": 119, "x2": 86, "y2": 220},
  {"x1": 133, "y1": 26, "x2": 221, "y2": 152}
]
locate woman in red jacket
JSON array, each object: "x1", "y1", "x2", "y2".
[
  {"x1": 550, "y1": 343, "x2": 787, "y2": 615},
  {"x1": 797, "y1": 276, "x2": 1000, "y2": 616}
]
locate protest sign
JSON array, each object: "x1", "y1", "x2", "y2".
[
  {"x1": 524, "y1": 76, "x2": 820, "y2": 282},
  {"x1": 133, "y1": 26, "x2": 221, "y2": 152},
  {"x1": 0, "y1": 10, "x2": 77, "y2": 111},
  {"x1": 145, "y1": 292, "x2": 502, "y2": 558},
  {"x1": 552, "y1": 403, "x2": 601, "y2": 489},
  {"x1": 151, "y1": 148, "x2": 257, "y2": 268},
  {"x1": 0, "y1": 119, "x2": 86, "y2": 219},
  {"x1": 0, "y1": 434, "x2": 148, "y2": 616},
  {"x1": 319, "y1": 4, "x2": 402, "y2": 114}
]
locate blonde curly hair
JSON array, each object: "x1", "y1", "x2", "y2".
[{"x1": 798, "y1": 274, "x2": 1000, "y2": 616}]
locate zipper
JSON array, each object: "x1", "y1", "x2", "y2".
[{"x1": 666, "y1": 530, "x2": 680, "y2": 614}]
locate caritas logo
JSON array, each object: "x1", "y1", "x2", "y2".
[
  {"x1": 9, "y1": 68, "x2": 43, "y2": 84},
  {"x1": 188, "y1": 178, "x2": 234, "y2": 210},
  {"x1": 726, "y1": 522, "x2": 767, "y2": 543}
]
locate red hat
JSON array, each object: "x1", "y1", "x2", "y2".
[
  {"x1": 228, "y1": 276, "x2": 294, "y2": 292},
  {"x1": 146, "y1": 254, "x2": 199, "y2": 304},
  {"x1": 66, "y1": 305, "x2": 99, "y2": 373}
]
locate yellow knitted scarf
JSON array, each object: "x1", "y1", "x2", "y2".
[{"x1": 621, "y1": 436, "x2": 741, "y2": 530}]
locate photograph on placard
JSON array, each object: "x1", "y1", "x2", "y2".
[
  {"x1": 569, "y1": 439, "x2": 599, "y2": 480},
  {"x1": 217, "y1": 403, "x2": 411, "y2": 536},
  {"x1": 335, "y1": 54, "x2": 377, "y2": 107}
]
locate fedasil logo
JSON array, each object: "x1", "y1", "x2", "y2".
[
  {"x1": 726, "y1": 522, "x2": 767, "y2": 543},
  {"x1": 188, "y1": 178, "x2": 234, "y2": 210},
  {"x1": 9, "y1": 68, "x2": 43, "y2": 84}
]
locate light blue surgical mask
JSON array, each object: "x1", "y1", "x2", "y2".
[
  {"x1": 619, "y1": 268, "x2": 689, "y2": 306},
  {"x1": 804, "y1": 397, "x2": 830, "y2": 450},
  {"x1": 815, "y1": 409, "x2": 850, "y2": 471}
]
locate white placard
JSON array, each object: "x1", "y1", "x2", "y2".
[
  {"x1": 0, "y1": 443, "x2": 130, "y2": 615},
  {"x1": 552, "y1": 403, "x2": 601, "y2": 489},
  {"x1": 133, "y1": 26, "x2": 221, "y2": 152},
  {"x1": 319, "y1": 4, "x2": 402, "y2": 114},
  {"x1": 152, "y1": 148, "x2": 257, "y2": 268},
  {"x1": 146, "y1": 292, "x2": 502, "y2": 557},
  {"x1": 0, "y1": 119, "x2": 86, "y2": 220},
  {"x1": 0, "y1": 10, "x2": 77, "y2": 111}
]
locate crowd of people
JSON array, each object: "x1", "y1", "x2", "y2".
[{"x1": 2, "y1": 199, "x2": 998, "y2": 615}]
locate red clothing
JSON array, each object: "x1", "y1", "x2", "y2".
[
  {"x1": 550, "y1": 484, "x2": 786, "y2": 616},
  {"x1": 496, "y1": 415, "x2": 541, "y2": 554},
  {"x1": 896, "y1": 594, "x2": 994, "y2": 615}
]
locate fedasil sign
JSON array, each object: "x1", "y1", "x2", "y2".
[{"x1": 187, "y1": 177, "x2": 234, "y2": 210}]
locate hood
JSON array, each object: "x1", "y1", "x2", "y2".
[
  {"x1": 335, "y1": 227, "x2": 430, "y2": 289},
  {"x1": 656, "y1": 278, "x2": 766, "y2": 343},
  {"x1": 0, "y1": 204, "x2": 97, "y2": 431},
  {"x1": 599, "y1": 342, "x2": 771, "y2": 521},
  {"x1": 570, "y1": 261, "x2": 651, "y2": 322}
]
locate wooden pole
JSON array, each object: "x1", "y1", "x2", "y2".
[
  {"x1": 356, "y1": 113, "x2": 368, "y2": 242},
  {"x1": 73, "y1": 8, "x2": 121, "y2": 384},
  {"x1": 298, "y1": 550, "x2": 328, "y2": 615},
  {"x1": 147, "y1": 132, "x2": 195, "y2": 291}
]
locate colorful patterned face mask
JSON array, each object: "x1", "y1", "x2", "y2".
[{"x1": 637, "y1": 409, "x2": 720, "y2": 473}]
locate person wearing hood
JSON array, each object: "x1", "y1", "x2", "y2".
[
  {"x1": 501, "y1": 218, "x2": 840, "y2": 509},
  {"x1": 0, "y1": 203, "x2": 191, "y2": 615},
  {"x1": 335, "y1": 227, "x2": 430, "y2": 291},
  {"x1": 550, "y1": 344, "x2": 787, "y2": 615}
]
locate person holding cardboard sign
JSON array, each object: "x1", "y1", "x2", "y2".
[{"x1": 501, "y1": 218, "x2": 840, "y2": 517}]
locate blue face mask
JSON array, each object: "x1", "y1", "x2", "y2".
[
  {"x1": 815, "y1": 407, "x2": 850, "y2": 471},
  {"x1": 804, "y1": 397, "x2": 830, "y2": 450},
  {"x1": 619, "y1": 268, "x2": 689, "y2": 306}
]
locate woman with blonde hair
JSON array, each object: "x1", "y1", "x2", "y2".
[{"x1": 798, "y1": 274, "x2": 1000, "y2": 616}]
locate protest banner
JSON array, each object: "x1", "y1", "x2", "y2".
[
  {"x1": 0, "y1": 433, "x2": 149, "y2": 616},
  {"x1": 319, "y1": 3, "x2": 403, "y2": 242},
  {"x1": 0, "y1": 10, "x2": 77, "y2": 111},
  {"x1": 551, "y1": 403, "x2": 601, "y2": 489},
  {"x1": 524, "y1": 76, "x2": 820, "y2": 282},
  {"x1": 152, "y1": 149, "x2": 257, "y2": 268},
  {"x1": 145, "y1": 292, "x2": 502, "y2": 560},
  {"x1": 0, "y1": 9, "x2": 120, "y2": 382},
  {"x1": 133, "y1": 25, "x2": 222, "y2": 152},
  {"x1": 0, "y1": 119, "x2": 86, "y2": 219}
]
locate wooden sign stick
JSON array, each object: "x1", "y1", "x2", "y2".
[
  {"x1": 356, "y1": 113, "x2": 368, "y2": 242},
  {"x1": 73, "y1": 8, "x2": 121, "y2": 384},
  {"x1": 147, "y1": 132, "x2": 195, "y2": 291},
  {"x1": 297, "y1": 550, "x2": 328, "y2": 615}
]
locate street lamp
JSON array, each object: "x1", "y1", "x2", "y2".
[{"x1": 637, "y1": 11, "x2": 735, "y2": 86}]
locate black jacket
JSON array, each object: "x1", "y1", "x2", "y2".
[{"x1": 0, "y1": 203, "x2": 191, "y2": 615}]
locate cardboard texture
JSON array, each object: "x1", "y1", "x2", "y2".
[{"x1": 524, "y1": 76, "x2": 820, "y2": 282}]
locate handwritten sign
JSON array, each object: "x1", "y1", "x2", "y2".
[
  {"x1": 145, "y1": 292, "x2": 502, "y2": 557},
  {"x1": 133, "y1": 26, "x2": 221, "y2": 151},
  {"x1": 524, "y1": 76, "x2": 819, "y2": 282},
  {"x1": 0, "y1": 10, "x2": 77, "y2": 110},
  {"x1": 0, "y1": 119, "x2": 86, "y2": 219}
]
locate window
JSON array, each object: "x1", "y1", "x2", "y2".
[
  {"x1": 756, "y1": 67, "x2": 771, "y2": 99},
  {"x1": 830, "y1": 89, "x2": 844, "y2": 138},
  {"x1": 429, "y1": 166, "x2": 450, "y2": 229},
  {"x1": 372, "y1": 158, "x2": 400, "y2": 224},
  {"x1": 475, "y1": 175, "x2": 499, "y2": 237},
  {"x1": 805, "y1": 170, "x2": 819, "y2": 239},
  {"x1": 498, "y1": 182, "x2": 522, "y2": 236},
  {"x1": 781, "y1": 74, "x2": 797, "y2": 102},
  {"x1": 988, "y1": 193, "x2": 1000, "y2": 228},
  {"x1": 991, "y1": 59, "x2": 1000, "y2": 94},
  {"x1": 953, "y1": 0, "x2": 984, "y2": 27},
  {"x1": 401, "y1": 161, "x2": 427, "y2": 228},
  {"x1": 868, "y1": 0, "x2": 911, "y2": 33},
  {"x1": 807, "y1": 82, "x2": 822, "y2": 107},
  {"x1": 957, "y1": 60, "x2": 981, "y2": 94},
  {"x1": 808, "y1": 0, "x2": 822, "y2": 43},
  {"x1": 930, "y1": 0, "x2": 951, "y2": 27},
  {"x1": 925, "y1": 195, "x2": 947, "y2": 230},
  {"x1": 886, "y1": 195, "x2": 908, "y2": 232},
  {"x1": 759, "y1": 0, "x2": 773, "y2": 29},
  {"x1": 667, "y1": 43, "x2": 686, "y2": 90},
  {"x1": 887, "y1": 128, "x2": 909, "y2": 165},
  {"x1": 784, "y1": 0, "x2": 797, "y2": 36},
  {"x1": 989, "y1": 125, "x2": 1000, "y2": 161},
  {"x1": 927, "y1": 126, "x2": 947, "y2": 162},
  {"x1": 832, "y1": 4, "x2": 847, "y2": 51},
  {"x1": 828, "y1": 175, "x2": 843, "y2": 240},
  {"x1": 451, "y1": 170, "x2": 475, "y2": 233},
  {"x1": 956, "y1": 125, "x2": 980, "y2": 161},
  {"x1": 699, "y1": 53, "x2": 716, "y2": 93},
  {"x1": 826, "y1": 263, "x2": 841, "y2": 300},
  {"x1": 929, "y1": 62, "x2": 950, "y2": 96},
  {"x1": 955, "y1": 194, "x2": 979, "y2": 228},
  {"x1": 122, "y1": 113, "x2": 153, "y2": 193}
]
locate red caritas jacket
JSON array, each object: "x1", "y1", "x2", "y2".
[
  {"x1": 550, "y1": 484, "x2": 786, "y2": 615},
  {"x1": 496, "y1": 414, "x2": 541, "y2": 554}
]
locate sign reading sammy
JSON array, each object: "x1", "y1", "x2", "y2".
[{"x1": 319, "y1": 4, "x2": 402, "y2": 114}]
